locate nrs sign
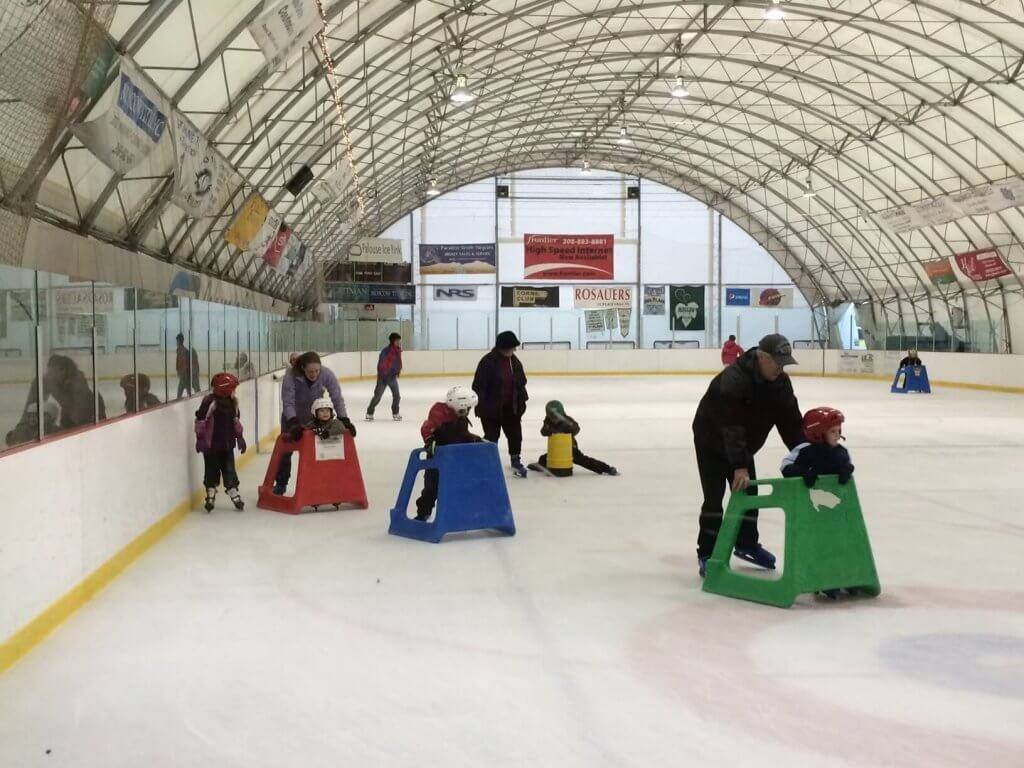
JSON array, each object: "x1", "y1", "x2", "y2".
[{"x1": 433, "y1": 287, "x2": 478, "y2": 301}]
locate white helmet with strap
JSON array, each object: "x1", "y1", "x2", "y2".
[
  {"x1": 311, "y1": 396, "x2": 334, "y2": 418},
  {"x1": 445, "y1": 385, "x2": 478, "y2": 416}
]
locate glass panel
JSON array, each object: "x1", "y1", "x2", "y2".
[
  {"x1": 126, "y1": 288, "x2": 173, "y2": 412},
  {"x1": 93, "y1": 282, "x2": 134, "y2": 419},
  {"x1": 0, "y1": 264, "x2": 40, "y2": 450}
]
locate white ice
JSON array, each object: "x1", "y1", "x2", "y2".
[{"x1": 1, "y1": 374, "x2": 1023, "y2": 767}]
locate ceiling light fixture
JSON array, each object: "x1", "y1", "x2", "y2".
[
  {"x1": 581, "y1": 159, "x2": 592, "y2": 175},
  {"x1": 764, "y1": 2, "x2": 785, "y2": 21},
  {"x1": 449, "y1": 73, "x2": 476, "y2": 104},
  {"x1": 670, "y1": 75, "x2": 690, "y2": 99},
  {"x1": 426, "y1": 178, "x2": 441, "y2": 196},
  {"x1": 801, "y1": 175, "x2": 816, "y2": 198},
  {"x1": 615, "y1": 125, "x2": 632, "y2": 146}
]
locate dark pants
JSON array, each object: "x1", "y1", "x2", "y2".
[
  {"x1": 274, "y1": 450, "x2": 293, "y2": 490},
  {"x1": 204, "y1": 450, "x2": 239, "y2": 490},
  {"x1": 481, "y1": 405, "x2": 523, "y2": 457},
  {"x1": 695, "y1": 440, "x2": 758, "y2": 557},
  {"x1": 177, "y1": 375, "x2": 192, "y2": 399},
  {"x1": 366, "y1": 376, "x2": 400, "y2": 415},
  {"x1": 539, "y1": 437, "x2": 612, "y2": 474},
  {"x1": 415, "y1": 468, "x2": 439, "y2": 520}
]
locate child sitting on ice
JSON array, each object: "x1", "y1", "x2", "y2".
[
  {"x1": 195, "y1": 372, "x2": 246, "y2": 512},
  {"x1": 414, "y1": 386, "x2": 483, "y2": 521},
  {"x1": 310, "y1": 396, "x2": 346, "y2": 441},
  {"x1": 528, "y1": 400, "x2": 618, "y2": 476},
  {"x1": 780, "y1": 406, "x2": 854, "y2": 487}
]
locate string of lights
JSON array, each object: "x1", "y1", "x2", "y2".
[{"x1": 314, "y1": 0, "x2": 365, "y2": 216}]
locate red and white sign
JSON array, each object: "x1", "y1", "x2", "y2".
[
  {"x1": 263, "y1": 225, "x2": 293, "y2": 270},
  {"x1": 954, "y1": 248, "x2": 1013, "y2": 282},
  {"x1": 524, "y1": 234, "x2": 614, "y2": 280},
  {"x1": 573, "y1": 286, "x2": 633, "y2": 309}
]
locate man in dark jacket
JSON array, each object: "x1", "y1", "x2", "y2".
[
  {"x1": 365, "y1": 332, "x2": 403, "y2": 421},
  {"x1": 692, "y1": 333, "x2": 805, "y2": 577},
  {"x1": 472, "y1": 331, "x2": 529, "y2": 477},
  {"x1": 898, "y1": 348, "x2": 922, "y2": 369}
]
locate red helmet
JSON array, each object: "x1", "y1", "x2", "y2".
[
  {"x1": 211, "y1": 372, "x2": 239, "y2": 397},
  {"x1": 803, "y1": 406, "x2": 844, "y2": 443}
]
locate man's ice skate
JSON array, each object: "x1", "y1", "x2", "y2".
[
  {"x1": 392, "y1": 413, "x2": 402, "y2": 421},
  {"x1": 227, "y1": 488, "x2": 244, "y2": 511},
  {"x1": 733, "y1": 544, "x2": 776, "y2": 570},
  {"x1": 203, "y1": 488, "x2": 216, "y2": 513},
  {"x1": 604, "y1": 467, "x2": 620, "y2": 476},
  {"x1": 511, "y1": 456, "x2": 528, "y2": 478},
  {"x1": 364, "y1": 412, "x2": 374, "y2": 421}
]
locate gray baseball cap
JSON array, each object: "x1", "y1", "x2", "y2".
[{"x1": 758, "y1": 333, "x2": 797, "y2": 366}]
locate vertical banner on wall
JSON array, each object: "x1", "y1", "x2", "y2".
[
  {"x1": 616, "y1": 308, "x2": 632, "y2": 338},
  {"x1": 584, "y1": 310, "x2": 605, "y2": 333},
  {"x1": 604, "y1": 308, "x2": 618, "y2": 331},
  {"x1": 669, "y1": 285, "x2": 706, "y2": 331},
  {"x1": 72, "y1": 59, "x2": 171, "y2": 175},
  {"x1": 643, "y1": 285, "x2": 665, "y2": 315},
  {"x1": 954, "y1": 248, "x2": 1013, "y2": 282},
  {"x1": 524, "y1": 234, "x2": 614, "y2": 280}
]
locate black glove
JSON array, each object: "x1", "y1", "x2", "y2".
[
  {"x1": 838, "y1": 466, "x2": 854, "y2": 485},
  {"x1": 803, "y1": 471, "x2": 818, "y2": 488},
  {"x1": 284, "y1": 418, "x2": 303, "y2": 442},
  {"x1": 340, "y1": 417, "x2": 356, "y2": 437},
  {"x1": 312, "y1": 423, "x2": 330, "y2": 440}
]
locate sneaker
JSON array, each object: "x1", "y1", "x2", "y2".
[
  {"x1": 697, "y1": 552, "x2": 710, "y2": 578},
  {"x1": 392, "y1": 413, "x2": 402, "y2": 421},
  {"x1": 733, "y1": 544, "x2": 777, "y2": 570},
  {"x1": 364, "y1": 413, "x2": 374, "y2": 422}
]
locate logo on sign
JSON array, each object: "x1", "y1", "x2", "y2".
[
  {"x1": 434, "y1": 287, "x2": 477, "y2": 300},
  {"x1": 117, "y1": 74, "x2": 167, "y2": 142}
]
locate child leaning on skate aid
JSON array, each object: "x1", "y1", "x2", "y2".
[
  {"x1": 414, "y1": 386, "x2": 483, "y2": 521},
  {"x1": 780, "y1": 406, "x2": 856, "y2": 598},
  {"x1": 195, "y1": 373, "x2": 247, "y2": 512},
  {"x1": 528, "y1": 400, "x2": 618, "y2": 476}
]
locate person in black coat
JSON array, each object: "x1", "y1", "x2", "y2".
[
  {"x1": 898, "y1": 348, "x2": 922, "y2": 369},
  {"x1": 472, "y1": 331, "x2": 529, "y2": 476},
  {"x1": 691, "y1": 334, "x2": 805, "y2": 576}
]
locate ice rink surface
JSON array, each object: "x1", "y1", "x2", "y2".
[{"x1": 1, "y1": 373, "x2": 1023, "y2": 767}]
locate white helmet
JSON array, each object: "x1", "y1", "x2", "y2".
[
  {"x1": 445, "y1": 386, "x2": 478, "y2": 416},
  {"x1": 311, "y1": 396, "x2": 334, "y2": 418}
]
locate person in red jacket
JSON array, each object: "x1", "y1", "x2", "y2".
[
  {"x1": 414, "y1": 386, "x2": 482, "y2": 521},
  {"x1": 366, "y1": 333, "x2": 403, "y2": 421},
  {"x1": 721, "y1": 334, "x2": 744, "y2": 366}
]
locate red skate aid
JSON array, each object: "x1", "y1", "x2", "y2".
[{"x1": 258, "y1": 429, "x2": 368, "y2": 514}]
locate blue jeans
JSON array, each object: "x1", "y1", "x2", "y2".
[{"x1": 366, "y1": 376, "x2": 400, "y2": 415}]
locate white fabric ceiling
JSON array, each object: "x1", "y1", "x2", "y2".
[{"x1": 31, "y1": 0, "x2": 1024, "y2": 320}]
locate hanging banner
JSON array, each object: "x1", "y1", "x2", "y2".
[
  {"x1": 72, "y1": 59, "x2": 170, "y2": 175},
  {"x1": 285, "y1": 242, "x2": 310, "y2": 278},
  {"x1": 244, "y1": 207, "x2": 284, "y2": 262},
  {"x1": 433, "y1": 286, "x2": 478, "y2": 301},
  {"x1": 573, "y1": 286, "x2": 632, "y2": 310},
  {"x1": 248, "y1": 0, "x2": 323, "y2": 71},
  {"x1": 643, "y1": 285, "x2": 665, "y2": 315},
  {"x1": 334, "y1": 262, "x2": 413, "y2": 284},
  {"x1": 277, "y1": 230, "x2": 306, "y2": 275},
  {"x1": 616, "y1": 308, "x2": 632, "y2": 338},
  {"x1": 878, "y1": 177, "x2": 1024, "y2": 234},
  {"x1": 224, "y1": 192, "x2": 271, "y2": 250},
  {"x1": 752, "y1": 287, "x2": 794, "y2": 309},
  {"x1": 524, "y1": 234, "x2": 614, "y2": 280},
  {"x1": 324, "y1": 283, "x2": 416, "y2": 304},
  {"x1": 604, "y1": 308, "x2": 618, "y2": 331},
  {"x1": 725, "y1": 288, "x2": 751, "y2": 307},
  {"x1": 584, "y1": 310, "x2": 605, "y2": 333},
  {"x1": 954, "y1": 248, "x2": 1013, "y2": 282},
  {"x1": 262, "y1": 225, "x2": 293, "y2": 271},
  {"x1": 349, "y1": 237, "x2": 403, "y2": 263},
  {"x1": 669, "y1": 285, "x2": 706, "y2": 331},
  {"x1": 922, "y1": 257, "x2": 957, "y2": 285},
  {"x1": 170, "y1": 113, "x2": 235, "y2": 217},
  {"x1": 500, "y1": 286, "x2": 560, "y2": 308},
  {"x1": 419, "y1": 243, "x2": 496, "y2": 274},
  {"x1": 312, "y1": 163, "x2": 353, "y2": 203}
]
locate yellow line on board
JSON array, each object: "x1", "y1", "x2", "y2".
[{"x1": 0, "y1": 427, "x2": 280, "y2": 676}]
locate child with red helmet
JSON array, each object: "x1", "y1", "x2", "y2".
[
  {"x1": 195, "y1": 372, "x2": 247, "y2": 512},
  {"x1": 414, "y1": 386, "x2": 484, "y2": 521},
  {"x1": 780, "y1": 406, "x2": 854, "y2": 487}
]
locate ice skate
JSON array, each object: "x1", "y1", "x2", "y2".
[
  {"x1": 392, "y1": 413, "x2": 402, "y2": 421},
  {"x1": 227, "y1": 487, "x2": 244, "y2": 511},
  {"x1": 511, "y1": 456, "x2": 528, "y2": 478},
  {"x1": 733, "y1": 544, "x2": 776, "y2": 570},
  {"x1": 527, "y1": 462, "x2": 553, "y2": 476},
  {"x1": 203, "y1": 487, "x2": 216, "y2": 513},
  {"x1": 604, "y1": 467, "x2": 619, "y2": 476},
  {"x1": 364, "y1": 412, "x2": 374, "y2": 422}
]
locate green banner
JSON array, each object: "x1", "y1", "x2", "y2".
[{"x1": 669, "y1": 285, "x2": 706, "y2": 331}]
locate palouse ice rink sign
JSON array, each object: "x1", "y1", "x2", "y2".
[
  {"x1": 573, "y1": 286, "x2": 633, "y2": 310},
  {"x1": 524, "y1": 234, "x2": 614, "y2": 280}
]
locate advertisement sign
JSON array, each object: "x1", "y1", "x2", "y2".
[
  {"x1": 725, "y1": 288, "x2": 751, "y2": 307},
  {"x1": 923, "y1": 257, "x2": 957, "y2": 285},
  {"x1": 643, "y1": 285, "x2": 664, "y2": 315},
  {"x1": 838, "y1": 351, "x2": 875, "y2": 375},
  {"x1": 500, "y1": 286, "x2": 560, "y2": 308},
  {"x1": 55, "y1": 286, "x2": 114, "y2": 315},
  {"x1": 573, "y1": 286, "x2": 632, "y2": 310},
  {"x1": 419, "y1": 243, "x2": 496, "y2": 275},
  {"x1": 312, "y1": 163, "x2": 353, "y2": 203},
  {"x1": 262, "y1": 225, "x2": 293, "y2": 271},
  {"x1": 524, "y1": 234, "x2": 614, "y2": 280},
  {"x1": 616, "y1": 308, "x2": 632, "y2": 338},
  {"x1": 433, "y1": 286, "x2": 478, "y2": 301},
  {"x1": 324, "y1": 283, "x2": 416, "y2": 304},
  {"x1": 879, "y1": 177, "x2": 1024, "y2": 233},
  {"x1": 170, "y1": 113, "x2": 234, "y2": 217},
  {"x1": 72, "y1": 59, "x2": 170, "y2": 175},
  {"x1": 954, "y1": 248, "x2": 1013, "y2": 282},
  {"x1": 224, "y1": 192, "x2": 271, "y2": 250},
  {"x1": 584, "y1": 310, "x2": 605, "y2": 333},
  {"x1": 753, "y1": 287, "x2": 794, "y2": 309},
  {"x1": 350, "y1": 237, "x2": 403, "y2": 263},
  {"x1": 669, "y1": 285, "x2": 705, "y2": 331},
  {"x1": 334, "y1": 262, "x2": 412, "y2": 284},
  {"x1": 248, "y1": 0, "x2": 323, "y2": 71}
]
